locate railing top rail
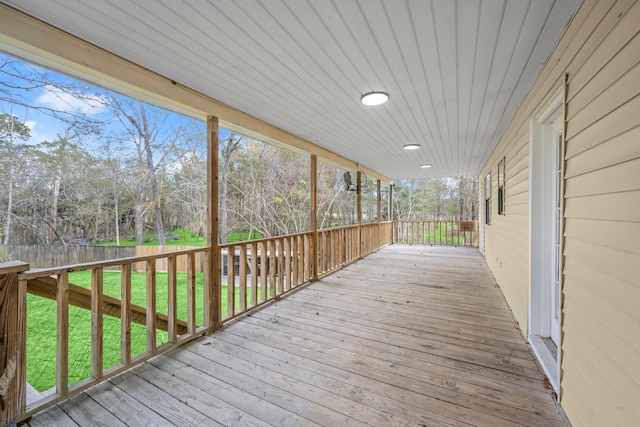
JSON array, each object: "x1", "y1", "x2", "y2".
[
  {"x1": 218, "y1": 231, "x2": 314, "y2": 249},
  {"x1": 18, "y1": 246, "x2": 212, "y2": 280},
  {"x1": 317, "y1": 224, "x2": 361, "y2": 232}
]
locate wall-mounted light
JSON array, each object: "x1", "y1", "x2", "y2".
[
  {"x1": 403, "y1": 144, "x2": 420, "y2": 150},
  {"x1": 361, "y1": 91, "x2": 389, "y2": 106},
  {"x1": 420, "y1": 164, "x2": 433, "y2": 168}
]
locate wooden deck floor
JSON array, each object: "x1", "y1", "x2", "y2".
[{"x1": 27, "y1": 245, "x2": 566, "y2": 427}]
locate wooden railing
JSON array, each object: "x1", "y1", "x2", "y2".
[
  {"x1": 393, "y1": 220, "x2": 478, "y2": 246},
  {"x1": 317, "y1": 225, "x2": 358, "y2": 276},
  {"x1": 219, "y1": 232, "x2": 313, "y2": 322},
  {"x1": 0, "y1": 247, "x2": 212, "y2": 423},
  {"x1": 0, "y1": 222, "x2": 394, "y2": 424}
]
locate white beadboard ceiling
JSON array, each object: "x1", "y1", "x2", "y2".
[{"x1": 0, "y1": 0, "x2": 581, "y2": 180}]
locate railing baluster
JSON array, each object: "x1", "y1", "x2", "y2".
[
  {"x1": 277, "y1": 238, "x2": 285, "y2": 295},
  {"x1": 56, "y1": 272, "x2": 69, "y2": 397},
  {"x1": 167, "y1": 255, "x2": 177, "y2": 342},
  {"x1": 268, "y1": 240, "x2": 276, "y2": 298},
  {"x1": 302, "y1": 234, "x2": 309, "y2": 282},
  {"x1": 239, "y1": 243, "x2": 247, "y2": 313},
  {"x1": 260, "y1": 241, "x2": 267, "y2": 303},
  {"x1": 292, "y1": 236, "x2": 299, "y2": 288},
  {"x1": 250, "y1": 242, "x2": 258, "y2": 306},
  {"x1": 284, "y1": 237, "x2": 291, "y2": 291},
  {"x1": 91, "y1": 267, "x2": 104, "y2": 379},
  {"x1": 120, "y1": 263, "x2": 131, "y2": 365},
  {"x1": 186, "y1": 253, "x2": 196, "y2": 334},
  {"x1": 227, "y1": 247, "x2": 235, "y2": 318},
  {"x1": 145, "y1": 260, "x2": 156, "y2": 353}
]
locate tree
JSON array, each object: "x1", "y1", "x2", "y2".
[
  {"x1": 109, "y1": 99, "x2": 185, "y2": 245},
  {"x1": 218, "y1": 132, "x2": 245, "y2": 243},
  {"x1": 0, "y1": 113, "x2": 31, "y2": 244}
]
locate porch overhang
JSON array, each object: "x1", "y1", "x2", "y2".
[{"x1": 0, "y1": 0, "x2": 582, "y2": 180}]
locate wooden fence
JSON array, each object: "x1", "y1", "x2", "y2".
[{"x1": 0, "y1": 245, "x2": 135, "y2": 269}]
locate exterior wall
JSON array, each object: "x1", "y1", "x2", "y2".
[{"x1": 480, "y1": 0, "x2": 640, "y2": 425}]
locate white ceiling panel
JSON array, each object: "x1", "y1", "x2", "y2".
[{"x1": 0, "y1": 0, "x2": 582, "y2": 180}]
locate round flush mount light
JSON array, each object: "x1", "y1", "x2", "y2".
[
  {"x1": 403, "y1": 144, "x2": 420, "y2": 150},
  {"x1": 361, "y1": 91, "x2": 389, "y2": 106},
  {"x1": 420, "y1": 164, "x2": 433, "y2": 169}
]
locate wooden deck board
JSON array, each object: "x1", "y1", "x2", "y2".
[{"x1": 30, "y1": 245, "x2": 565, "y2": 426}]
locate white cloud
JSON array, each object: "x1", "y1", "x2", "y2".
[
  {"x1": 24, "y1": 120, "x2": 36, "y2": 130},
  {"x1": 36, "y1": 85, "x2": 107, "y2": 115}
]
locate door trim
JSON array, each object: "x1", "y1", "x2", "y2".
[{"x1": 528, "y1": 84, "x2": 565, "y2": 395}]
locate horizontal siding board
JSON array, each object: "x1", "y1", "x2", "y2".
[
  {"x1": 506, "y1": 191, "x2": 529, "y2": 206},
  {"x1": 568, "y1": 61, "x2": 640, "y2": 137},
  {"x1": 567, "y1": 1, "x2": 640, "y2": 107},
  {"x1": 563, "y1": 237, "x2": 638, "y2": 287},
  {"x1": 564, "y1": 257, "x2": 640, "y2": 328},
  {"x1": 506, "y1": 165, "x2": 529, "y2": 191},
  {"x1": 562, "y1": 316, "x2": 640, "y2": 426},
  {"x1": 564, "y1": 190, "x2": 640, "y2": 222},
  {"x1": 564, "y1": 156, "x2": 640, "y2": 197},
  {"x1": 565, "y1": 125, "x2": 640, "y2": 176},
  {"x1": 506, "y1": 179, "x2": 528, "y2": 199},
  {"x1": 564, "y1": 217, "x2": 640, "y2": 255},
  {"x1": 502, "y1": 202, "x2": 529, "y2": 216},
  {"x1": 565, "y1": 92, "x2": 640, "y2": 146}
]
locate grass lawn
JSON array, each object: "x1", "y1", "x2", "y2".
[
  {"x1": 424, "y1": 222, "x2": 464, "y2": 245},
  {"x1": 98, "y1": 228, "x2": 262, "y2": 246},
  {"x1": 27, "y1": 269, "x2": 242, "y2": 392}
]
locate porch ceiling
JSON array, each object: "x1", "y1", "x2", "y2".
[{"x1": 0, "y1": 0, "x2": 581, "y2": 180}]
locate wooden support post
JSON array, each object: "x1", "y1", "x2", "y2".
[
  {"x1": 357, "y1": 171, "x2": 362, "y2": 259},
  {"x1": 389, "y1": 183, "x2": 394, "y2": 242},
  {"x1": 206, "y1": 116, "x2": 221, "y2": 331},
  {"x1": 0, "y1": 261, "x2": 29, "y2": 426},
  {"x1": 377, "y1": 179, "x2": 382, "y2": 248},
  {"x1": 56, "y1": 272, "x2": 69, "y2": 397},
  {"x1": 310, "y1": 154, "x2": 318, "y2": 281}
]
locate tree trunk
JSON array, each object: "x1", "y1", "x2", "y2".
[
  {"x1": 3, "y1": 164, "x2": 13, "y2": 245},
  {"x1": 138, "y1": 105, "x2": 166, "y2": 245},
  {"x1": 114, "y1": 181, "x2": 120, "y2": 246},
  {"x1": 49, "y1": 162, "x2": 62, "y2": 244},
  {"x1": 135, "y1": 193, "x2": 145, "y2": 246}
]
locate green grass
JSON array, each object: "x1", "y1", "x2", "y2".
[
  {"x1": 226, "y1": 231, "x2": 262, "y2": 242},
  {"x1": 424, "y1": 222, "x2": 464, "y2": 245},
  {"x1": 98, "y1": 228, "x2": 262, "y2": 246},
  {"x1": 26, "y1": 269, "x2": 246, "y2": 392},
  {"x1": 99, "y1": 228, "x2": 207, "y2": 247}
]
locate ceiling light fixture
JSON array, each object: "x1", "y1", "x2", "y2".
[
  {"x1": 403, "y1": 144, "x2": 420, "y2": 150},
  {"x1": 420, "y1": 164, "x2": 433, "y2": 169},
  {"x1": 361, "y1": 91, "x2": 389, "y2": 106}
]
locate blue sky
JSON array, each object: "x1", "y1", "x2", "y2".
[{"x1": 0, "y1": 51, "x2": 213, "y2": 159}]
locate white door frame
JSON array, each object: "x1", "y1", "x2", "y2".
[{"x1": 529, "y1": 88, "x2": 564, "y2": 394}]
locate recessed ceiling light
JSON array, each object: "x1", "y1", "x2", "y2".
[
  {"x1": 403, "y1": 144, "x2": 420, "y2": 150},
  {"x1": 420, "y1": 164, "x2": 433, "y2": 168},
  {"x1": 361, "y1": 91, "x2": 389, "y2": 106}
]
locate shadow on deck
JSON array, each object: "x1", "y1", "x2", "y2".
[{"x1": 27, "y1": 245, "x2": 565, "y2": 427}]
